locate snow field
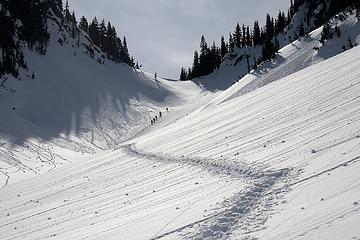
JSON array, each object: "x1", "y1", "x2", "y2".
[
  {"x1": 0, "y1": 148, "x2": 246, "y2": 240},
  {"x1": 0, "y1": 10, "x2": 360, "y2": 240},
  {"x1": 130, "y1": 46, "x2": 360, "y2": 239}
]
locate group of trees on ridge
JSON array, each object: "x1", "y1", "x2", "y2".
[
  {"x1": 180, "y1": 0, "x2": 360, "y2": 81},
  {"x1": 0, "y1": 0, "x2": 137, "y2": 79},
  {"x1": 179, "y1": 0, "x2": 301, "y2": 81},
  {"x1": 0, "y1": 0, "x2": 49, "y2": 78}
]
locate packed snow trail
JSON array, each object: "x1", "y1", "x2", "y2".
[{"x1": 128, "y1": 46, "x2": 360, "y2": 239}]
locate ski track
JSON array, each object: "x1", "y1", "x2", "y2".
[{"x1": 125, "y1": 144, "x2": 292, "y2": 239}]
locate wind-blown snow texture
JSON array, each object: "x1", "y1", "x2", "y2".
[{"x1": 0, "y1": 10, "x2": 360, "y2": 240}]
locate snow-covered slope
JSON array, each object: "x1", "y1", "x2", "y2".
[
  {"x1": 194, "y1": 10, "x2": 360, "y2": 92},
  {"x1": 1, "y1": 4, "x2": 360, "y2": 240},
  {"x1": 1, "y1": 36, "x2": 359, "y2": 240},
  {"x1": 0, "y1": 16, "x2": 202, "y2": 186}
]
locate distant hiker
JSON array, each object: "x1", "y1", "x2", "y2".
[
  {"x1": 151, "y1": 119, "x2": 154, "y2": 125},
  {"x1": 155, "y1": 116, "x2": 158, "y2": 121},
  {"x1": 159, "y1": 111, "x2": 162, "y2": 118},
  {"x1": 154, "y1": 72, "x2": 157, "y2": 79},
  {"x1": 166, "y1": 107, "x2": 169, "y2": 112}
]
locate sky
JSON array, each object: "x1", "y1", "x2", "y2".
[{"x1": 69, "y1": 0, "x2": 290, "y2": 79}]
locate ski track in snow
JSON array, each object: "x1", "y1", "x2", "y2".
[{"x1": 125, "y1": 144, "x2": 292, "y2": 239}]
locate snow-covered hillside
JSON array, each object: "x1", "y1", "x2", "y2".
[
  {"x1": 1, "y1": 24, "x2": 360, "y2": 240},
  {"x1": 1, "y1": 2, "x2": 360, "y2": 240},
  {"x1": 194, "y1": 10, "x2": 360, "y2": 91},
  {"x1": 0, "y1": 15, "x2": 203, "y2": 186}
]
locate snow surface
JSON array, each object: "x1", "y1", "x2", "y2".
[
  {"x1": 1, "y1": 9, "x2": 360, "y2": 240},
  {"x1": 0, "y1": 16, "x2": 204, "y2": 186}
]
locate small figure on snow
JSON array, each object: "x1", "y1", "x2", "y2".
[
  {"x1": 154, "y1": 72, "x2": 157, "y2": 80},
  {"x1": 159, "y1": 111, "x2": 162, "y2": 118}
]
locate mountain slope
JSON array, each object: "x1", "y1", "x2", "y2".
[
  {"x1": 0, "y1": 13, "x2": 202, "y2": 186},
  {"x1": 1, "y1": 39, "x2": 359, "y2": 240},
  {"x1": 193, "y1": 8, "x2": 360, "y2": 91}
]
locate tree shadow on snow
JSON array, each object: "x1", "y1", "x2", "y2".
[{"x1": 0, "y1": 62, "x2": 173, "y2": 148}]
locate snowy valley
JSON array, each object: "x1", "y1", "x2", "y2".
[{"x1": 1, "y1": 1, "x2": 360, "y2": 240}]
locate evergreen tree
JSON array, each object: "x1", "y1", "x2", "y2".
[
  {"x1": 253, "y1": 20, "x2": 262, "y2": 46},
  {"x1": 290, "y1": 0, "x2": 295, "y2": 18},
  {"x1": 187, "y1": 67, "x2": 192, "y2": 80},
  {"x1": 320, "y1": 22, "x2": 333, "y2": 43},
  {"x1": 229, "y1": 32, "x2": 235, "y2": 51},
  {"x1": 70, "y1": 11, "x2": 77, "y2": 38},
  {"x1": 246, "y1": 26, "x2": 252, "y2": 46},
  {"x1": 220, "y1": 36, "x2": 228, "y2": 59},
  {"x1": 64, "y1": 0, "x2": 71, "y2": 22},
  {"x1": 199, "y1": 35, "x2": 210, "y2": 75},
  {"x1": 192, "y1": 51, "x2": 200, "y2": 78},
  {"x1": 79, "y1": 16, "x2": 89, "y2": 33},
  {"x1": 180, "y1": 67, "x2": 187, "y2": 80},
  {"x1": 89, "y1": 17, "x2": 100, "y2": 46},
  {"x1": 50, "y1": 0, "x2": 63, "y2": 17},
  {"x1": 242, "y1": 24, "x2": 247, "y2": 47},
  {"x1": 121, "y1": 36, "x2": 131, "y2": 64},
  {"x1": 265, "y1": 14, "x2": 274, "y2": 39},
  {"x1": 262, "y1": 38, "x2": 276, "y2": 61},
  {"x1": 99, "y1": 19, "x2": 107, "y2": 48},
  {"x1": 234, "y1": 24, "x2": 242, "y2": 48},
  {"x1": 276, "y1": 11, "x2": 286, "y2": 34}
]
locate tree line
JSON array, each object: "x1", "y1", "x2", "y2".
[
  {"x1": 0, "y1": 0, "x2": 49, "y2": 78},
  {"x1": 0, "y1": 0, "x2": 137, "y2": 78},
  {"x1": 179, "y1": 4, "x2": 293, "y2": 81},
  {"x1": 180, "y1": 0, "x2": 360, "y2": 81},
  {"x1": 54, "y1": 0, "x2": 136, "y2": 67}
]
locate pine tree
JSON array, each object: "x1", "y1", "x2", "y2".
[
  {"x1": 262, "y1": 38, "x2": 276, "y2": 61},
  {"x1": 99, "y1": 19, "x2": 107, "y2": 48},
  {"x1": 180, "y1": 67, "x2": 187, "y2": 80},
  {"x1": 64, "y1": 0, "x2": 71, "y2": 22},
  {"x1": 246, "y1": 26, "x2": 251, "y2": 46},
  {"x1": 276, "y1": 11, "x2": 286, "y2": 34},
  {"x1": 220, "y1": 36, "x2": 228, "y2": 60},
  {"x1": 290, "y1": 0, "x2": 295, "y2": 18},
  {"x1": 234, "y1": 23, "x2": 242, "y2": 48},
  {"x1": 265, "y1": 14, "x2": 274, "y2": 39},
  {"x1": 192, "y1": 51, "x2": 200, "y2": 78},
  {"x1": 242, "y1": 24, "x2": 247, "y2": 47},
  {"x1": 121, "y1": 36, "x2": 131, "y2": 64},
  {"x1": 50, "y1": 0, "x2": 63, "y2": 17},
  {"x1": 320, "y1": 22, "x2": 332, "y2": 43},
  {"x1": 89, "y1": 17, "x2": 100, "y2": 46},
  {"x1": 79, "y1": 16, "x2": 89, "y2": 32},
  {"x1": 229, "y1": 32, "x2": 235, "y2": 51},
  {"x1": 199, "y1": 35, "x2": 209, "y2": 75},
  {"x1": 253, "y1": 20, "x2": 261, "y2": 46}
]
